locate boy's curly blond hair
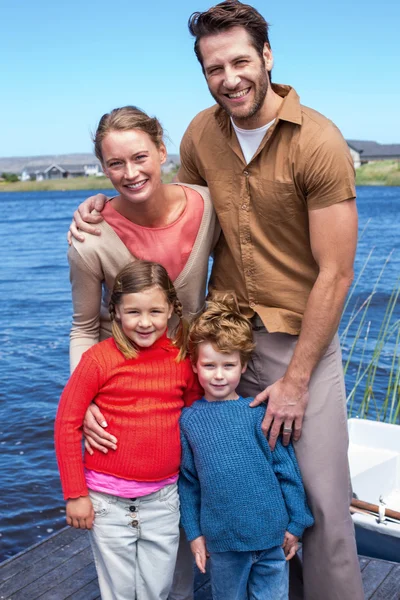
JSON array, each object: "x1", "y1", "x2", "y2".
[{"x1": 188, "y1": 291, "x2": 255, "y2": 365}]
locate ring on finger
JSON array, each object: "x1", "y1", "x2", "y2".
[{"x1": 283, "y1": 426, "x2": 292, "y2": 434}]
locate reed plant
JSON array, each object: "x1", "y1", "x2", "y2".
[{"x1": 341, "y1": 225, "x2": 399, "y2": 423}]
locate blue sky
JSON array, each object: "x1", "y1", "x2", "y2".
[{"x1": 1, "y1": 0, "x2": 399, "y2": 158}]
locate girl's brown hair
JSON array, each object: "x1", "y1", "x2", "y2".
[
  {"x1": 93, "y1": 106, "x2": 164, "y2": 164},
  {"x1": 188, "y1": 291, "x2": 255, "y2": 365},
  {"x1": 109, "y1": 261, "x2": 188, "y2": 361}
]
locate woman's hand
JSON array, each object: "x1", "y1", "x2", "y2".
[
  {"x1": 83, "y1": 403, "x2": 118, "y2": 455},
  {"x1": 190, "y1": 536, "x2": 209, "y2": 574},
  {"x1": 282, "y1": 531, "x2": 299, "y2": 560},
  {"x1": 67, "y1": 193, "x2": 109, "y2": 244},
  {"x1": 66, "y1": 497, "x2": 95, "y2": 529}
]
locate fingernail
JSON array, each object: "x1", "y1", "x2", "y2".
[
  {"x1": 95, "y1": 229, "x2": 101, "y2": 235},
  {"x1": 110, "y1": 436, "x2": 117, "y2": 443},
  {"x1": 101, "y1": 421, "x2": 108, "y2": 427},
  {"x1": 102, "y1": 449, "x2": 108, "y2": 454}
]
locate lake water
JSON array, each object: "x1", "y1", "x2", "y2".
[{"x1": 0, "y1": 186, "x2": 399, "y2": 562}]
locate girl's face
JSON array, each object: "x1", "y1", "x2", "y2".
[
  {"x1": 101, "y1": 129, "x2": 166, "y2": 205},
  {"x1": 115, "y1": 286, "x2": 173, "y2": 348}
]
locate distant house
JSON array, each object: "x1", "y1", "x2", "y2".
[
  {"x1": 20, "y1": 154, "x2": 103, "y2": 181},
  {"x1": 346, "y1": 140, "x2": 400, "y2": 169}
]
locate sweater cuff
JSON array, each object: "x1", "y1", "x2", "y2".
[
  {"x1": 182, "y1": 522, "x2": 202, "y2": 543},
  {"x1": 287, "y1": 521, "x2": 306, "y2": 539}
]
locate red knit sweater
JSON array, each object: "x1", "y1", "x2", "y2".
[{"x1": 55, "y1": 334, "x2": 203, "y2": 500}]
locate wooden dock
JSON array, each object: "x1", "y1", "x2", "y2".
[{"x1": 0, "y1": 527, "x2": 399, "y2": 599}]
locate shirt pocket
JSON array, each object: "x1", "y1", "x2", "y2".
[{"x1": 252, "y1": 179, "x2": 303, "y2": 223}]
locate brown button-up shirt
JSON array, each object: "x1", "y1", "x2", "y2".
[{"x1": 177, "y1": 84, "x2": 356, "y2": 335}]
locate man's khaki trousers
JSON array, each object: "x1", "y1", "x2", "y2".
[{"x1": 237, "y1": 326, "x2": 364, "y2": 600}]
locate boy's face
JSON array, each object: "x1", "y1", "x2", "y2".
[{"x1": 193, "y1": 342, "x2": 247, "y2": 402}]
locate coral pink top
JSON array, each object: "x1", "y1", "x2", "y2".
[{"x1": 102, "y1": 185, "x2": 204, "y2": 282}]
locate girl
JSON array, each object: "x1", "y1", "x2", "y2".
[{"x1": 55, "y1": 261, "x2": 203, "y2": 600}]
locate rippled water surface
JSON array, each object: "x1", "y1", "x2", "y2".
[{"x1": 0, "y1": 186, "x2": 399, "y2": 561}]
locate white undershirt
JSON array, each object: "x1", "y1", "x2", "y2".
[{"x1": 231, "y1": 118, "x2": 275, "y2": 165}]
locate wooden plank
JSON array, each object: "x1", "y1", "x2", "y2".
[
  {"x1": 362, "y1": 559, "x2": 396, "y2": 599},
  {"x1": 370, "y1": 564, "x2": 400, "y2": 600},
  {"x1": 0, "y1": 527, "x2": 81, "y2": 584},
  {"x1": 10, "y1": 547, "x2": 94, "y2": 600},
  {"x1": 37, "y1": 562, "x2": 98, "y2": 600},
  {"x1": 359, "y1": 556, "x2": 371, "y2": 571},
  {"x1": 0, "y1": 532, "x2": 90, "y2": 597},
  {"x1": 62, "y1": 577, "x2": 100, "y2": 600}
]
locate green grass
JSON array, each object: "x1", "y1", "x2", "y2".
[
  {"x1": 341, "y1": 240, "x2": 400, "y2": 424},
  {"x1": 355, "y1": 160, "x2": 400, "y2": 186}
]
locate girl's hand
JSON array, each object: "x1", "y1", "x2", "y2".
[
  {"x1": 66, "y1": 497, "x2": 95, "y2": 529},
  {"x1": 190, "y1": 536, "x2": 209, "y2": 574},
  {"x1": 83, "y1": 402, "x2": 118, "y2": 455},
  {"x1": 282, "y1": 531, "x2": 299, "y2": 560}
]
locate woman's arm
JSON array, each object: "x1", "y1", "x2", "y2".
[{"x1": 68, "y1": 245, "x2": 103, "y2": 372}]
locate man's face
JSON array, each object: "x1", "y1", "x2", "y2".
[{"x1": 199, "y1": 26, "x2": 272, "y2": 128}]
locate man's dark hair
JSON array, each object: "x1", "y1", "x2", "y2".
[{"x1": 188, "y1": 1, "x2": 271, "y2": 70}]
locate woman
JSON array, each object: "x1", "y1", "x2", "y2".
[
  {"x1": 69, "y1": 105, "x2": 219, "y2": 371},
  {"x1": 67, "y1": 106, "x2": 219, "y2": 600}
]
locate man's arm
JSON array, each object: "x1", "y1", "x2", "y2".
[
  {"x1": 68, "y1": 193, "x2": 110, "y2": 243},
  {"x1": 252, "y1": 198, "x2": 357, "y2": 449}
]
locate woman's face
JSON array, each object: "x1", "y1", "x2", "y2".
[{"x1": 101, "y1": 129, "x2": 166, "y2": 205}]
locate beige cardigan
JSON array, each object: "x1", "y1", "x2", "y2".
[{"x1": 68, "y1": 184, "x2": 220, "y2": 372}]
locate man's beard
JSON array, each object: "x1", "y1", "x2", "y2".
[{"x1": 209, "y1": 64, "x2": 269, "y2": 122}]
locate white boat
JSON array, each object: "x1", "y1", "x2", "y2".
[{"x1": 348, "y1": 418, "x2": 400, "y2": 563}]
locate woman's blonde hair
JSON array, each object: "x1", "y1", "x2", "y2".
[
  {"x1": 93, "y1": 106, "x2": 164, "y2": 164},
  {"x1": 188, "y1": 291, "x2": 255, "y2": 365},
  {"x1": 109, "y1": 261, "x2": 188, "y2": 361}
]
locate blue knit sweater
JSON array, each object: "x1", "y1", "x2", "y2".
[{"x1": 179, "y1": 396, "x2": 314, "y2": 553}]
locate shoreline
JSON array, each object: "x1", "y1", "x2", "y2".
[{"x1": 1, "y1": 160, "x2": 400, "y2": 192}]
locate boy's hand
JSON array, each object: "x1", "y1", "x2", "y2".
[
  {"x1": 282, "y1": 531, "x2": 299, "y2": 560},
  {"x1": 66, "y1": 497, "x2": 95, "y2": 529},
  {"x1": 190, "y1": 536, "x2": 209, "y2": 574}
]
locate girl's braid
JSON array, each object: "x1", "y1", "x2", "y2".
[{"x1": 173, "y1": 298, "x2": 184, "y2": 320}]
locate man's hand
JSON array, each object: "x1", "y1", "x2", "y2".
[
  {"x1": 66, "y1": 496, "x2": 95, "y2": 529},
  {"x1": 250, "y1": 376, "x2": 309, "y2": 450},
  {"x1": 282, "y1": 531, "x2": 299, "y2": 561},
  {"x1": 67, "y1": 193, "x2": 109, "y2": 244},
  {"x1": 190, "y1": 536, "x2": 209, "y2": 574},
  {"x1": 83, "y1": 403, "x2": 118, "y2": 455}
]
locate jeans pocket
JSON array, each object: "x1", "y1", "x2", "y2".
[
  {"x1": 89, "y1": 491, "x2": 111, "y2": 517},
  {"x1": 160, "y1": 484, "x2": 180, "y2": 513}
]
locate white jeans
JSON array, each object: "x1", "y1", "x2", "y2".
[{"x1": 89, "y1": 484, "x2": 180, "y2": 600}]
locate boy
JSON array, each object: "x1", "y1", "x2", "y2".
[{"x1": 179, "y1": 293, "x2": 314, "y2": 600}]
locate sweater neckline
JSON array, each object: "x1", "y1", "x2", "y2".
[{"x1": 195, "y1": 395, "x2": 251, "y2": 406}]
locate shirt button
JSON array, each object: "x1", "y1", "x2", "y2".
[
  {"x1": 131, "y1": 520, "x2": 139, "y2": 527},
  {"x1": 129, "y1": 506, "x2": 136, "y2": 512},
  {"x1": 250, "y1": 302, "x2": 256, "y2": 308},
  {"x1": 243, "y1": 170, "x2": 249, "y2": 176},
  {"x1": 241, "y1": 204, "x2": 248, "y2": 210}
]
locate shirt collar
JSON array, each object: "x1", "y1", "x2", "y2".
[{"x1": 214, "y1": 83, "x2": 302, "y2": 134}]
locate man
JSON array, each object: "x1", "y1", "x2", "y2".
[{"x1": 70, "y1": 3, "x2": 364, "y2": 599}]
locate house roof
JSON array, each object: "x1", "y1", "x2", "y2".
[{"x1": 346, "y1": 140, "x2": 400, "y2": 158}]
